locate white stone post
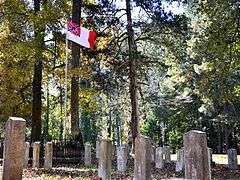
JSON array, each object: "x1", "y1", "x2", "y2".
[
  {"x1": 176, "y1": 148, "x2": 184, "y2": 172},
  {"x1": 24, "y1": 142, "x2": 30, "y2": 168},
  {"x1": 155, "y1": 147, "x2": 164, "y2": 169},
  {"x1": 33, "y1": 142, "x2": 41, "y2": 168},
  {"x1": 84, "y1": 142, "x2": 92, "y2": 166},
  {"x1": 44, "y1": 142, "x2": 53, "y2": 169},
  {"x1": 151, "y1": 145, "x2": 155, "y2": 162},
  {"x1": 3, "y1": 117, "x2": 26, "y2": 180},
  {"x1": 96, "y1": 140, "x2": 100, "y2": 159},
  {"x1": 164, "y1": 146, "x2": 171, "y2": 163}
]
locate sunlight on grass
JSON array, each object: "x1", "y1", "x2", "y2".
[
  {"x1": 171, "y1": 154, "x2": 240, "y2": 165},
  {"x1": 212, "y1": 154, "x2": 240, "y2": 165}
]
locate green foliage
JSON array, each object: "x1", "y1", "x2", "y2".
[
  {"x1": 168, "y1": 130, "x2": 183, "y2": 151},
  {"x1": 140, "y1": 110, "x2": 161, "y2": 143},
  {"x1": 1, "y1": 0, "x2": 240, "y2": 152}
]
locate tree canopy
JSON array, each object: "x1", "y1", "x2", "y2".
[{"x1": 0, "y1": 0, "x2": 240, "y2": 152}]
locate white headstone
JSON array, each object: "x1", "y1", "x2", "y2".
[{"x1": 155, "y1": 147, "x2": 164, "y2": 169}]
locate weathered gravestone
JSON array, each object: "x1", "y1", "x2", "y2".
[
  {"x1": 184, "y1": 130, "x2": 211, "y2": 180},
  {"x1": 227, "y1": 148, "x2": 238, "y2": 170},
  {"x1": 207, "y1": 148, "x2": 213, "y2": 179},
  {"x1": 164, "y1": 146, "x2": 171, "y2": 163},
  {"x1": 151, "y1": 145, "x2": 156, "y2": 162},
  {"x1": 84, "y1": 142, "x2": 92, "y2": 166},
  {"x1": 117, "y1": 144, "x2": 128, "y2": 172},
  {"x1": 33, "y1": 142, "x2": 41, "y2": 168},
  {"x1": 44, "y1": 142, "x2": 53, "y2": 169},
  {"x1": 208, "y1": 148, "x2": 213, "y2": 165},
  {"x1": 98, "y1": 139, "x2": 112, "y2": 180},
  {"x1": 176, "y1": 148, "x2": 184, "y2": 172},
  {"x1": 24, "y1": 142, "x2": 30, "y2": 168},
  {"x1": 134, "y1": 135, "x2": 152, "y2": 180},
  {"x1": 3, "y1": 117, "x2": 26, "y2": 180},
  {"x1": 96, "y1": 139, "x2": 100, "y2": 159},
  {"x1": 155, "y1": 147, "x2": 164, "y2": 169}
]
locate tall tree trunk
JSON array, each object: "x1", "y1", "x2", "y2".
[
  {"x1": 60, "y1": 84, "x2": 64, "y2": 140},
  {"x1": 217, "y1": 124, "x2": 222, "y2": 153},
  {"x1": 115, "y1": 108, "x2": 122, "y2": 146},
  {"x1": 107, "y1": 94, "x2": 112, "y2": 138},
  {"x1": 71, "y1": 0, "x2": 81, "y2": 136},
  {"x1": 31, "y1": 0, "x2": 43, "y2": 142},
  {"x1": 43, "y1": 79, "x2": 49, "y2": 141},
  {"x1": 80, "y1": 80, "x2": 91, "y2": 143},
  {"x1": 125, "y1": 0, "x2": 139, "y2": 152}
]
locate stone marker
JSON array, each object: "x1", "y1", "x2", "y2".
[
  {"x1": 151, "y1": 145, "x2": 156, "y2": 162},
  {"x1": 96, "y1": 140, "x2": 100, "y2": 159},
  {"x1": 164, "y1": 146, "x2": 171, "y2": 163},
  {"x1": 117, "y1": 144, "x2": 128, "y2": 172},
  {"x1": 24, "y1": 142, "x2": 30, "y2": 168},
  {"x1": 227, "y1": 148, "x2": 238, "y2": 170},
  {"x1": 134, "y1": 135, "x2": 152, "y2": 180},
  {"x1": 3, "y1": 117, "x2": 26, "y2": 180},
  {"x1": 184, "y1": 130, "x2": 210, "y2": 180},
  {"x1": 44, "y1": 142, "x2": 53, "y2": 169},
  {"x1": 33, "y1": 142, "x2": 41, "y2": 168},
  {"x1": 207, "y1": 148, "x2": 213, "y2": 179},
  {"x1": 176, "y1": 148, "x2": 184, "y2": 172},
  {"x1": 208, "y1": 148, "x2": 213, "y2": 165},
  {"x1": 98, "y1": 139, "x2": 112, "y2": 180},
  {"x1": 155, "y1": 147, "x2": 164, "y2": 169},
  {"x1": 84, "y1": 142, "x2": 92, "y2": 166}
]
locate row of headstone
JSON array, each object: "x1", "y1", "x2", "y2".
[
  {"x1": 96, "y1": 131, "x2": 239, "y2": 180},
  {"x1": 24, "y1": 141, "x2": 53, "y2": 169},
  {"x1": 154, "y1": 146, "x2": 172, "y2": 169},
  {"x1": 2, "y1": 117, "x2": 239, "y2": 180},
  {"x1": 2, "y1": 118, "x2": 55, "y2": 180},
  {"x1": 96, "y1": 134, "x2": 208, "y2": 180}
]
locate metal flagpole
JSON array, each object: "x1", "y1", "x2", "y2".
[{"x1": 64, "y1": 35, "x2": 69, "y2": 138}]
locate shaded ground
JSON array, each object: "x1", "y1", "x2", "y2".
[
  {"x1": 1, "y1": 154, "x2": 240, "y2": 179},
  {"x1": 22, "y1": 163, "x2": 240, "y2": 180}
]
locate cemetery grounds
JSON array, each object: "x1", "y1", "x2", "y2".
[{"x1": 0, "y1": 154, "x2": 239, "y2": 179}]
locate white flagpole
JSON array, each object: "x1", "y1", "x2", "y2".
[{"x1": 64, "y1": 35, "x2": 69, "y2": 139}]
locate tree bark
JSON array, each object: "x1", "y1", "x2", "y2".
[
  {"x1": 60, "y1": 84, "x2": 64, "y2": 140},
  {"x1": 115, "y1": 108, "x2": 122, "y2": 146},
  {"x1": 71, "y1": 0, "x2": 81, "y2": 136},
  {"x1": 125, "y1": 0, "x2": 139, "y2": 152},
  {"x1": 217, "y1": 125, "x2": 222, "y2": 153},
  {"x1": 31, "y1": 0, "x2": 43, "y2": 142},
  {"x1": 107, "y1": 94, "x2": 112, "y2": 138},
  {"x1": 43, "y1": 79, "x2": 49, "y2": 141}
]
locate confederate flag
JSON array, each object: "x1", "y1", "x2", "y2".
[{"x1": 66, "y1": 20, "x2": 96, "y2": 49}]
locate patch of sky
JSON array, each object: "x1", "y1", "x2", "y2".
[
  {"x1": 114, "y1": 0, "x2": 185, "y2": 21},
  {"x1": 111, "y1": 0, "x2": 185, "y2": 33}
]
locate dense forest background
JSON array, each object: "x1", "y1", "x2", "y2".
[{"x1": 0, "y1": 0, "x2": 239, "y2": 153}]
